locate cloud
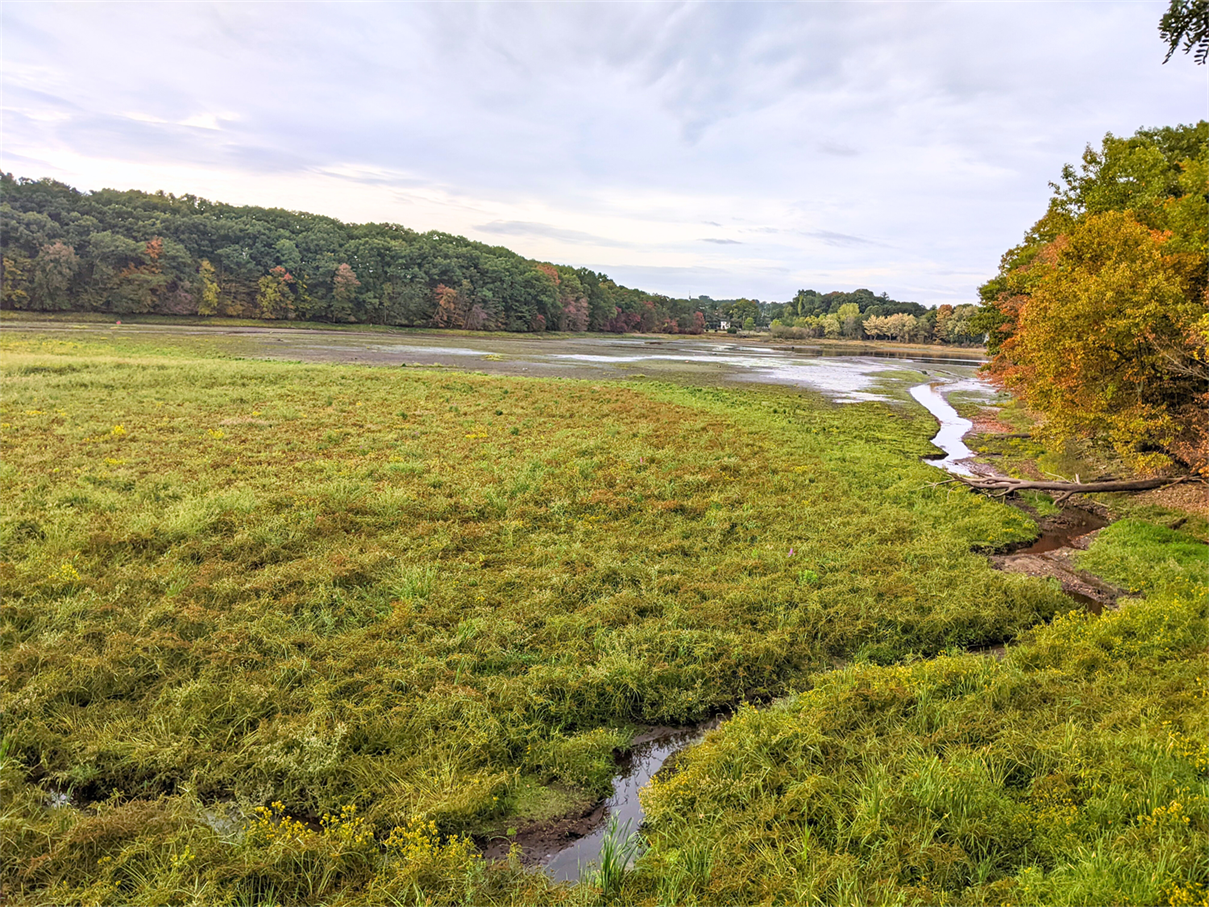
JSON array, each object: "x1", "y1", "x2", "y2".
[
  {"x1": 1, "y1": 1, "x2": 1203, "y2": 305},
  {"x1": 817, "y1": 142, "x2": 858, "y2": 157},
  {"x1": 475, "y1": 221, "x2": 633, "y2": 249},
  {"x1": 803, "y1": 230, "x2": 879, "y2": 247}
]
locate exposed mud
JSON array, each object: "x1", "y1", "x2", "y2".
[
  {"x1": 911, "y1": 382, "x2": 1127, "y2": 612},
  {"x1": 969, "y1": 408, "x2": 1017, "y2": 435},
  {"x1": 479, "y1": 791, "x2": 606, "y2": 868},
  {"x1": 8, "y1": 320, "x2": 986, "y2": 404},
  {"x1": 991, "y1": 510, "x2": 1122, "y2": 613}
]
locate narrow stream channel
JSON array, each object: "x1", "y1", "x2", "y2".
[
  {"x1": 909, "y1": 382, "x2": 977, "y2": 476},
  {"x1": 542, "y1": 724, "x2": 714, "y2": 881},
  {"x1": 539, "y1": 378, "x2": 989, "y2": 882},
  {"x1": 910, "y1": 380, "x2": 1113, "y2": 614}
]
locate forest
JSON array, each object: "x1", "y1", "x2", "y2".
[
  {"x1": 0, "y1": 174, "x2": 972, "y2": 343},
  {"x1": 768, "y1": 290, "x2": 984, "y2": 345}
]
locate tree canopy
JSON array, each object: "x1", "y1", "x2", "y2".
[
  {"x1": 0, "y1": 175, "x2": 712, "y2": 335},
  {"x1": 972, "y1": 122, "x2": 1208, "y2": 474}
]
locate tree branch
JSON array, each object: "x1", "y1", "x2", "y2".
[{"x1": 952, "y1": 473, "x2": 1203, "y2": 497}]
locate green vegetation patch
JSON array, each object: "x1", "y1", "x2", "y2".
[
  {"x1": 1077, "y1": 519, "x2": 1209, "y2": 595},
  {"x1": 1, "y1": 335, "x2": 1062, "y2": 903},
  {"x1": 636, "y1": 582, "x2": 1208, "y2": 906}
]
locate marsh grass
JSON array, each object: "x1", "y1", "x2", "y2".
[
  {"x1": 1077, "y1": 520, "x2": 1209, "y2": 594},
  {"x1": 633, "y1": 525, "x2": 1208, "y2": 906},
  {"x1": 594, "y1": 818, "x2": 642, "y2": 901},
  {"x1": 1, "y1": 333, "x2": 1077, "y2": 903}
]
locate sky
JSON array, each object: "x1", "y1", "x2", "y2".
[{"x1": 2, "y1": 1, "x2": 1204, "y2": 306}]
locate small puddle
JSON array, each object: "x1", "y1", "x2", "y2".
[{"x1": 542, "y1": 722, "x2": 717, "y2": 882}]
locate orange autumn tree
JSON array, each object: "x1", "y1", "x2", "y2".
[
  {"x1": 998, "y1": 211, "x2": 1206, "y2": 473},
  {"x1": 976, "y1": 123, "x2": 1208, "y2": 474}
]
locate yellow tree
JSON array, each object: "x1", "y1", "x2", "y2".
[
  {"x1": 256, "y1": 266, "x2": 295, "y2": 319},
  {"x1": 197, "y1": 259, "x2": 220, "y2": 316}
]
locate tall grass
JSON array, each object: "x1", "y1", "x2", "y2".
[
  {"x1": 594, "y1": 818, "x2": 642, "y2": 901},
  {"x1": 632, "y1": 525, "x2": 1209, "y2": 905},
  {"x1": 0, "y1": 333, "x2": 1090, "y2": 904}
]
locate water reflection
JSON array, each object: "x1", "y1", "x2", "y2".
[{"x1": 543, "y1": 725, "x2": 713, "y2": 882}]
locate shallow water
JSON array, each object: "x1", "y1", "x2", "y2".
[
  {"x1": 543, "y1": 724, "x2": 715, "y2": 882},
  {"x1": 1018, "y1": 509, "x2": 1109, "y2": 555},
  {"x1": 13, "y1": 321, "x2": 987, "y2": 405},
  {"x1": 909, "y1": 382, "x2": 980, "y2": 476}
]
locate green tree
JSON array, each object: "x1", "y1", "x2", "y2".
[
  {"x1": 30, "y1": 242, "x2": 78, "y2": 310},
  {"x1": 330, "y1": 263, "x2": 360, "y2": 322},
  {"x1": 1161, "y1": 0, "x2": 1209, "y2": 63},
  {"x1": 198, "y1": 259, "x2": 220, "y2": 316},
  {"x1": 730, "y1": 299, "x2": 760, "y2": 327},
  {"x1": 1, "y1": 254, "x2": 31, "y2": 308},
  {"x1": 837, "y1": 302, "x2": 863, "y2": 338}
]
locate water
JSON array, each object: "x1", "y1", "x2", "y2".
[
  {"x1": 543, "y1": 724, "x2": 714, "y2": 882},
  {"x1": 14, "y1": 321, "x2": 988, "y2": 405},
  {"x1": 1017, "y1": 509, "x2": 1109, "y2": 555},
  {"x1": 909, "y1": 382, "x2": 979, "y2": 476}
]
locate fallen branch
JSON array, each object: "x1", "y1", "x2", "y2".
[{"x1": 952, "y1": 473, "x2": 1203, "y2": 501}]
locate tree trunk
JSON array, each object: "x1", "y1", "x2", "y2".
[{"x1": 952, "y1": 473, "x2": 1202, "y2": 503}]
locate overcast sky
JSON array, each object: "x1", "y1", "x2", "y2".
[{"x1": 2, "y1": 2, "x2": 1204, "y2": 304}]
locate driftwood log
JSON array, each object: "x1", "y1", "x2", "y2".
[{"x1": 951, "y1": 473, "x2": 1203, "y2": 504}]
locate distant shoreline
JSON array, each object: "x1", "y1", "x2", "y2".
[{"x1": 0, "y1": 309, "x2": 986, "y2": 358}]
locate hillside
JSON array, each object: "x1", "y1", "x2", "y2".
[{"x1": 1, "y1": 175, "x2": 942, "y2": 336}]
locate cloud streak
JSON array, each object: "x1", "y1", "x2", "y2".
[{"x1": 476, "y1": 220, "x2": 635, "y2": 249}]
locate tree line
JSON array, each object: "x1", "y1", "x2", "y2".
[
  {"x1": 0, "y1": 175, "x2": 716, "y2": 334},
  {"x1": 1, "y1": 175, "x2": 956, "y2": 342},
  {"x1": 768, "y1": 288, "x2": 983, "y2": 345}
]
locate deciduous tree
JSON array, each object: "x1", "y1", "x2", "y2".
[
  {"x1": 976, "y1": 122, "x2": 1207, "y2": 473},
  {"x1": 995, "y1": 211, "x2": 1206, "y2": 473},
  {"x1": 256, "y1": 266, "x2": 295, "y2": 319},
  {"x1": 1161, "y1": 0, "x2": 1209, "y2": 63},
  {"x1": 31, "y1": 241, "x2": 78, "y2": 310},
  {"x1": 330, "y1": 263, "x2": 360, "y2": 322},
  {"x1": 198, "y1": 259, "x2": 220, "y2": 316}
]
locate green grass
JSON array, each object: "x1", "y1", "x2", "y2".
[
  {"x1": 1018, "y1": 490, "x2": 1062, "y2": 517},
  {"x1": 632, "y1": 566, "x2": 1208, "y2": 905},
  {"x1": 0, "y1": 331, "x2": 1153, "y2": 905},
  {"x1": 1077, "y1": 520, "x2": 1209, "y2": 595}
]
